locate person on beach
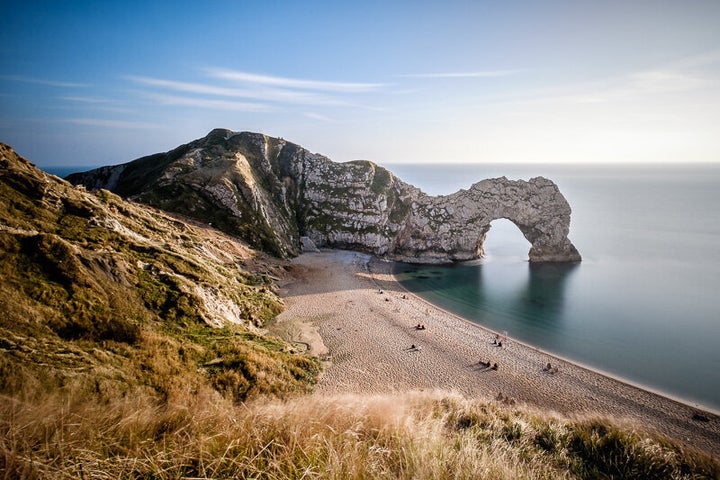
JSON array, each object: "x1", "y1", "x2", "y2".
[{"x1": 543, "y1": 362, "x2": 558, "y2": 374}]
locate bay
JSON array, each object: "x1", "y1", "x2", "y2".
[{"x1": 387, "y1": 163, "x2": 720, "y2": 412}]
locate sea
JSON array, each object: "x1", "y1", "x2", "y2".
[
  {"x1": 44, "y1": 163, "x2": 720, "y2": 412},
  {"x1": 386, "y1": 163, "x2": 720, "y2": 413},
  {"x1": 43, "y1": 166, "x2": 94, "y2": 178}
]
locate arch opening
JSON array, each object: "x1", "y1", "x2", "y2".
[{"x1": 482, "y1": 218, "x2": 533, "y2": 261}]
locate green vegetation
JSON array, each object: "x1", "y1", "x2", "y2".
[{"x1": 369, "y1": 164, "x2": 392, "y2": 194}]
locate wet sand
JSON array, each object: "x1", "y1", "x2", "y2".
[{"x1": 271, "y1": 250, "x2": 720, "y2": 456}]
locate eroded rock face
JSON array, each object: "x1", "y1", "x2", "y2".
[{"x1": 68, "y1": 129, "x2": 581, "y2": 263}]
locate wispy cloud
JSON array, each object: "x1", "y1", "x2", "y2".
[
  {"x1": 127, "y1": 76, "x2": 345, "y2": 106},
  {"x1": 125, "y1": 67, "x2": 391, "y2": 112},
  {"x1": 304, "y1": 112, "x2": 334, "y2": 122},
  {"x1": 0, "y1": 75, "x2": 89, "y2": 88},
  {"x1": 665, "y1": 49, "x2": 720, "y2": 70},
  {"x1": 58, "y1": 96, "x2": 135, "y2": 114},
  {"x1": 67, "y1": 118, "x2": 161, "y2": 129},
  {"x1": 625, "y1": 70, "x2": 710, "y2": 95},
  {"x1": 60, "y1": 95, "x2": 114, "y2": 104},
  {"x1": 593, "y1": 69, "x2": 710, "y2": 103},
  {"x1": 506, "y1": 67, "x2": 714, "y2": 109},
  {"x1": 206, "y1": 68, "x2": 388, "y2": 93},
  {"x1": 398, "y1": 69, "x2": 524, "y2": 79},
  {"x1": 142, "y1": 92, "x2": 274, "y2": 112}
]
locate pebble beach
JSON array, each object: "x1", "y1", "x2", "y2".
[{"x1": 271, "y1": 250, "x2": 720, "y2": 457}]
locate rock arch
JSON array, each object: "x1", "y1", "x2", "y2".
[{"x1": 387, "y1": 177, "x2": 581, "y2": 263}]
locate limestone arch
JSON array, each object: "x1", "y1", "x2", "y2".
[{"x1": 390, "y1": 177, "x2": 581, "y2": 264}]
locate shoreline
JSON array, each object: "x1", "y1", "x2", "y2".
[
  {"x1": 271, "y1": 250, "x2": 720, "y2": 457},
  {"x1": 383, "y1": 257, "x2": 720, "y2": 418}
]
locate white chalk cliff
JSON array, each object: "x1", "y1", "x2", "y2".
[{"x1": 68, "y1": 129, "x2": 581, "y2": 263}]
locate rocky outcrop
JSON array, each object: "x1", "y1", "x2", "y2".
[{"x1": 68, "y1": 129, "x2": 581, "y2": 263}]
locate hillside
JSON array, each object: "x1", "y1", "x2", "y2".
[
  {"x1": 0, "y1": 142, "x2": 319, "y2": 404},
  {"x1": 1, "y1": 142, "x2": 717, "y2": 478}
]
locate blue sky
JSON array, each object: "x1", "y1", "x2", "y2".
[{"x1": 1, "y1": 1, "x2": 719, "y2": 167}]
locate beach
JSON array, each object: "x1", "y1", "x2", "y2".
[{"x1": 270, "y1": 250, "x2": 720, "y2": 456}]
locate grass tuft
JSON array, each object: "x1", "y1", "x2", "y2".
[{"x1": 2, "y1": 391, "x2": 717, "y2": 479}]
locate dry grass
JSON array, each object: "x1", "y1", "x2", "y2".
[{"x1": 2, "y1": 389, "x2": 717, "y2": 479}]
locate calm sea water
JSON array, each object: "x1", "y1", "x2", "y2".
[{"x1": 387, "y1": 163, "x2": 720, "y2": 412}]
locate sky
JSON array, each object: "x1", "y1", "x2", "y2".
[{"x1": 1, "y1": 0, "x2": 719, "y2": 168}]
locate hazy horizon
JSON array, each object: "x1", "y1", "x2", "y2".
[{"x1": 2, "y1": 1, "x2": 719, "y2": 168}]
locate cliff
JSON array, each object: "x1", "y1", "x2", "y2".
[{"x1": 68, "y1": 129, "x2": 581, "y2": 263}]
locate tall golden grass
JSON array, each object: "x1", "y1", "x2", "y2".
[{"x1": 2, "y1": 387, "x2": 717, "y2": 479}]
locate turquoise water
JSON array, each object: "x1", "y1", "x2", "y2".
[{"x1": 388, "y1": 163, "x2": 720, "y2": 412}]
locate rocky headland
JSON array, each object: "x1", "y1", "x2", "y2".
[{"x1": 68, "y1": 129, "x2": 581, "y2": 263}]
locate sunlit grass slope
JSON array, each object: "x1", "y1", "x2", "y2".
[
  {"x1": 0, "y1": 143, "x2": 319, "y2": 404},
  {"x1": 3, "y1": 390, "x2": 718, "y2": 479}
]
